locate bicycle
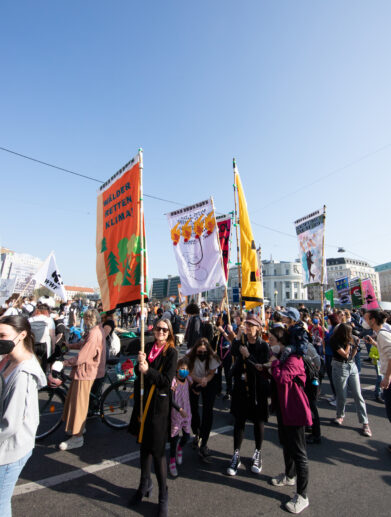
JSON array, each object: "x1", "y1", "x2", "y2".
[{"x1": 37, "y1": 356, "x2": 136, "y2": 440}]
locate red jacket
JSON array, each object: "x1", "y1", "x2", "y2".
[{"x1": 271, "y1": 355, "x2": 312, "y2": 427}]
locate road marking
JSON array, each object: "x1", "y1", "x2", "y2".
[{"x1": 14, "y1": 424, "x2": 233, "y2": 496}]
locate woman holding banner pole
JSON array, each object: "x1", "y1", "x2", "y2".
[{"x1": 128, "y1": 318, "x2": 177, "y2": 516}]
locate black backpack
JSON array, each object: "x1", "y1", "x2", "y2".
[
  {"x1": 303, "y1": 355, "x2": 319, "y2": 386},
  {"x1": 170, "y1": 312, "x2": 181, "y2": 334}
]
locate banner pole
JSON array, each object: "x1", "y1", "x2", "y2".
[
  {"x1": 233, "y1": 158, "x2": 243, "y2": 318},
  {"x1": 139, "y1": 148, "x2": 145, "y2": 420},
  {"x1": 320, "y1": 205, "x2": 327, "y2": 328}
]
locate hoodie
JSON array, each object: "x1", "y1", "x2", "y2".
[{"x1": 0, "y1": 355, "x2": 47, "y2": 464}]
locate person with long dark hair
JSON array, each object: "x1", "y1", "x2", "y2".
[
  {"x1": 215, "y1": 313, "x2": 234, "y2": 400},
  {"x1": 0, "y1": 315, "x2": 47, "y2": 516},
  {"x1": 330, "y1": 323, "x2": 372, "y2": 436},
  {"x1": 188, "y1": 337, "x2": 221, "y2": 461},
  {"x1": 226, "y1": 314, "x2": 270, "y2": 477},
  {"x1": 128, "y1": 318, "x2": 177, "y2": 517}
]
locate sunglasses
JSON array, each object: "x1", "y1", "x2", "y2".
[{"x1": 155, "y1": 327, "x2": 169, "y2": 333}]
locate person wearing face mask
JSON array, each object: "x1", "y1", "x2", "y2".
[
  {"x1": 226, "y1": 314, "x2": 270, "y2": 477},
  {"x1": 308, "y1": 317, "x2": 324, "y2": 356},
  {"x1": 268, "y1": 325, "x2": 312, "y2": 515},
  {"x1": 168, "y1": 357, "x2": 192, "y2": 477},
  {"x1": 188, "y1": 338, "x2": 221, "y2": 461},
  {"x1": 0, "y1": 315, "x2": 47, "y2": 517}
]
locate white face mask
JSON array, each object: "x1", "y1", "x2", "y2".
[
  {"x1": 271, "y1": 344, "x2": 281, "y2": 354},
  {"x1": 362, "y1": 320, "x2": 371, "y2": 330}
]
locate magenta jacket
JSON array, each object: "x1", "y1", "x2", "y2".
[{"x1": 271, "y1": 355, "x2": 312, "y2": 427}]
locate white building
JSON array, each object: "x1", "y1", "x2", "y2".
[
  {"x1": 0, "y1": 249, "x2": 43, "y2": 295},
  {"x1": 64, "y1": 285, "x2": 96, "y2": 300},
  {"x1": 326, "y1": 257, "x2": 381, "y2": 300},
  {"x1": 374, "y1": 262, "x2": 391, "y2": 302},
  {"x1": 205, "y1": 259, "x2": 307, "y2": 307}
]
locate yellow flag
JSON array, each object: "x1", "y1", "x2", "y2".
[{"x1": 235, "y1": 168, "x2": 263, "y2": 309}]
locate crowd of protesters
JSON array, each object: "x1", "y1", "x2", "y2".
[{"x1": 0, "y1": 293, "x2": 391, "y2": 516}]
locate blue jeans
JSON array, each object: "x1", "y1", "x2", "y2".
[
  {"x1": 0, "y1": 450, "x2": 32, "y2": 517},
  {"x1": 332, "y1": 360, "x2": 368, "y2": 424}
]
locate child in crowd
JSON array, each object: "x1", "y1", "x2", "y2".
[{"x1": 169, "y1": 357, "x2": 192, "y2": 477}]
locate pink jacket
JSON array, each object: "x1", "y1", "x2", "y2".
[
  {"x1": 271, "y1": 355, "x2": 312, "y2": 427},
  {"x1": 66, "y1": 325, "x2": 106, "y2": 381}
]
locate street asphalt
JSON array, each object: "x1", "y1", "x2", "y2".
[{"x1": 12, "y1": 352, "x2": 391, "y2": 517}]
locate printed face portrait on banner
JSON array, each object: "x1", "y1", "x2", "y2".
[{"x1": 167, "y1": 199, "x2": 226, "y2": 296}]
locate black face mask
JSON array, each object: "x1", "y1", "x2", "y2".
[
  {"x1": 197, "y1": 352, "x2": 208, "y2": 361},
  {"x1": 0, "y1": 339, "x2": 15, "y2": 355}
]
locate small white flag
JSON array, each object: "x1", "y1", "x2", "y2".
[{"x1": 33, "y1": 252, "x2": 67, "y2": 301}]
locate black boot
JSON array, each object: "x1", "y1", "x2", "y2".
[
  {"x1": 128, "y1": 477, "x2": 153, "y2": 506},
  {"x1": 157, "y1": 487, "x2": 168, "y2": 517}
]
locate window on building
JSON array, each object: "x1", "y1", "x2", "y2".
[
  {"x1": 285, "y1": 281, "x2": 290, "y2": 288},
  {"x1": 294, "y1": 293, "x2": 298, "y2": 299},
  {"x1": 274, "y1": 269, "x2": 277, "y2": 276},
  {"x1": 294, "y1": 282, "x2": 299, "y2": 288},
  {"x1": 285, "y1": 269, "x2": 289, "y2": 275},
  {"x1": 286, "y1": 291, "x2": 290, "y2": 299}
]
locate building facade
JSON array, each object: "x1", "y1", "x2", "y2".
[
  {"x1": 0, "y1": 248, "x2": 43, "y2": 295},
  {"x1": 326, "y1": 257, "x2": 381, "y2": 300},
  {"x1": 64, "y1": 286, "x2": 96, "y2": 300},
  {"x1": 151, "y1": 275, "x2": 181, "y2": 301},
  {"x1": 374, "y1": 262, "x2": 391, "y2": 302}
]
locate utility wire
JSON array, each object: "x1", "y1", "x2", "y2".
[{"x1": 0, "y1": 144, "x2": 382, "y2": 264}]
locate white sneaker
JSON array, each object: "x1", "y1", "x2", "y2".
[
  {"x1": 59, "y1": 436, "x2": 84, "y2": 451},
  {"x1": 271, "y1": 473, "x2": 296, "y2": 487},
  {"x1": 176, "y1": 444, "x2": 183, "y2": 465},
  {"x1": 285, "y1": 494, "x2": 309, "y2": 514},
  {"x1": 251, "y1": 449, "x2": 262, "y2": 474}
]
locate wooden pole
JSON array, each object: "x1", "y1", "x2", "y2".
[
  {"x1": 233, "y1": 159, "x2": 243, "y2": 318},
  {"x1": 320, "y1": 205, "x2": 327, "y2": 329},
  {"x1": 139, "y1": 148, "x2": 145, "y2": 419}
]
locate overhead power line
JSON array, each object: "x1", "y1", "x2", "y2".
[{"x1": 0, "y1": 145, "x2": 382, "y2": 264}]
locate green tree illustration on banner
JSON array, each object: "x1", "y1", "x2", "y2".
[
  {"x1": 107, "y1": 251, "x2": 120, "y2": 276},
  {"x1": 101, "y1": 237, "x2": 107, "y2": 253},
  {"x1": 118, "y1": 237, "x2": 129, "y2": 266},
  {"x1": 122, "y1": 259, "x2": 132, "y2": 286}
]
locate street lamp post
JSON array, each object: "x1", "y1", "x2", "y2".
[{"x1": 274, "y1": 290, "x2": 278, "y2": 307}]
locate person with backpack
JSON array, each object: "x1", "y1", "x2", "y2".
[
  {"x1": 268, "y1": 324, "x2": 312, "y2": 515},
  {"x1": 303, "y1": 342, "x2": 322, "y2": 444},
  {"x1": 28, "y1": 303, "x2": 55, "y2": 372},
  {"x1": 184, "y1": 302, "x2": 202, "y2": 349}
]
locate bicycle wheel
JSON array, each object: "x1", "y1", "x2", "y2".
[
  {"x1": 100, "y1": 380, "x2": 134, "y2": 429},
  {"x1": 36, "y1": 387, "x2": 66, "y2": 440}
]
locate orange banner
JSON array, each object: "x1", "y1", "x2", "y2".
[{"x1": 96, "y1": 155, "x2": 146, "y2": 311}]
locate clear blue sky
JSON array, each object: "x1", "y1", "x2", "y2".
[{"x1": 1, "y1": 1, "x2": 390, "y2": 287}]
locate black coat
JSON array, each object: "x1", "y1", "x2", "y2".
[
  {"x1": 230, "y1": 336, "x2": 270, "y2": 422},
  {"x1": 129, "y1": 342, "x2": 178, "y2": 456}
]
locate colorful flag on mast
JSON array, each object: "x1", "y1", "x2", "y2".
[
  {"x1": 324, "y1": 288, "x2": 334, "y2": 308},
  {"x1": 33, "y1": 251, "x2": 67, "y2": 301},
  {"x1": 294, "y1": 207, "x2": 326, "y2": 286},
  {"x1": 96, "y1": 154, "x2": 147, "y2": 312},
  {"x1": 167, "y1": 198, "x2": 226, "y2": 296},
  {"x1": 361, "y1": 278, "x2": 379, "y2": 309},
  {"x1": 234, "y1": 164, "x2": 263, "y2": 309},
  {"x1": 216, "y1": 214, "x2": 232, "y2": 280},
  {"x1": 350, "y1": 278, "x2": 364, "y2": 308},
  {"x1": 335, "y1": 276, "x2": 351, "y2": 305}
]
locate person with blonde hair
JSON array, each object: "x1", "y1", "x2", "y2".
[{"x1": 59, "y1": 309, "x2": 106, "y2": 451}]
